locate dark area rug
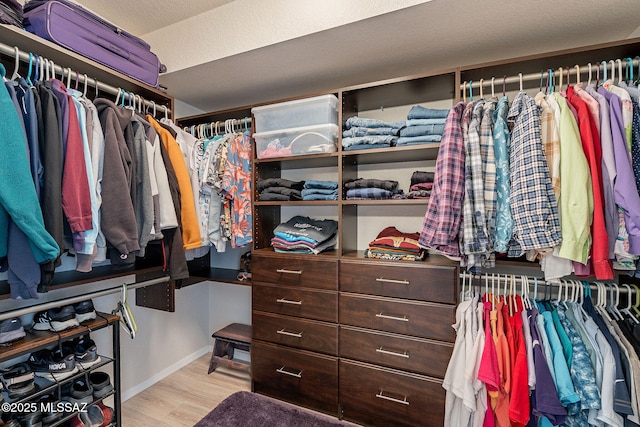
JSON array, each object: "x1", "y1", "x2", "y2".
[{"x1": 194, "y1": 391, "x2": 355, "y2": 427}]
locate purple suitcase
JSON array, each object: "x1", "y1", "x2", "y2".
[{"x1": 23, "y1": 0, "x2": 164, "y2": 88}]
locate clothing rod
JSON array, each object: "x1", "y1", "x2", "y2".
[
  {"x1": 459, "y1": 272, "x2": 639, "y2": 294},
  {"x1": 0, "y1": 41, "x2": 171, "y2": 116},
  {"x1": 459, "y1": 57, "x2": 640, "y2": 92},
  {"x1": 0, "y1": 276, "x2": 169, "y2": 322}
]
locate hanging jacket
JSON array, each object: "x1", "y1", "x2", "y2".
[
  {"x1": 0, "y1": 66, "x2": 59, "y2": 268},
  {"x1": 148, "y1": 115, "x2": 202, "y2": 251},
  {"x1": 94, "y1": 98, "x2": 140, "y2": 262}
]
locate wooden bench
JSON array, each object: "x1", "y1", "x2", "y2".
[{"x1": 208, "y1": 323, "x2": 252, "y2": 374}]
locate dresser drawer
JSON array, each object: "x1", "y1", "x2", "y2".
[
  {"x1": 339, "y1": 359, "x2": 445, "y2": 427},
  {"x1": 340, "y1": 259, "x2": 458, "y2": 304},
  {"x1": 252, "y1": 341, "x2": 339, "y2": 417},
  {"x1": 340, "y1": 293, "x2": 455, "y2": 342},
  {"x1": 253, "y1": 253, "x2": 338, "y2": 290},
  {"x1": 339, "y1": 325, "x2": 452, "y2": 378},
  {"x1": 253, "y1": 283, "x2": 337, "y2": 322},
  {"x1": 253, "y1": 311, "x2": 338, "y2": 355}
]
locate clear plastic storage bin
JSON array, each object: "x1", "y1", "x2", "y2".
[
  {"x1": 252, "y1": 94, "x2": 339, "y2": 133},
  {"x1": 254, "y1": 123, "x2": 339, "y2": 159}
]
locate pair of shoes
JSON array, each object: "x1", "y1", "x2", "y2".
[
  {"x1": 62, "y1": 372, "x2": 113, "y2": 404},
  {"x1": 69, "y1": 402, "x2": 112, "y2": 427},
  {"x1": 9, "y1": 411, "x2": 42, "y2": 427},
  {"x1": 28, "y1": 348, "x2": 78, "y2": 382},
  {"x1": 32, "y1": 306, "x2": 79, "y2": 332},
  {"x1": 0, "y1": 362, "x2": 36, "y2": 399},
  {"x1": 32, "y1": 300, "x2": 96, "y2": 332},
  {"x1": 62, "y1": 335, "x2": 101, "y2": 369},
  {"x1": 0, "y1": 317, "x2": 25, "y2": 345}
]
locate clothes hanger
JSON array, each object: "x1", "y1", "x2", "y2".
[
  {"x1": 469, "y1": 80, "x2": 473, "y2": 102},
  {"x1": 11, "y1": 47, "x2": 21, "y2": 80},
  {"x1": 115, "y1": 88, "x2": 122, "y2": 107},
  {"x1": 82, "y1": 74, "x2": 88, "y2": 97},
  {"x1": 601, "y1": 60, "x2": 608, "y2": 83},
  {"x1": 491, "y1": 77, "x2": 495, "y2": 98},
  {"x1": 502, "y1": 75, "x2": 506, "y2": 97},
  {"x1": 479, "y1": 78, "x2": 484, "y2": 99},
  {"x1": 462, "y1": 81, "x2": 467, "y2": 103},
  {"x1": 558, "y1": 67, "x2": 564, "y2": 92},
  {"x1": 574, "y1": 64, "x2": 580, "y2": 85},
  {"x1": 518, "y1": 72, "x2": 523, "y2": 93},
  {"x1": 631, "y1": 284, "x2": 640, "y2": 317},
  {"x1": 621, "y1": 284, "x2": 639, "y2": 324},
  {"x1": 548, "y1": 69, "x2": 554, "y2": 93},
  {"x1": 460, "y1": 273, "x2": 466, "y2": 302},
  {"x1": 612, "y1": 283, "x2": 625, "y2": 320},
  {"x1": 587, "y1": 62, "x2": 592, "y2": 86},
  {"x1": 616, "y1": 59, "x2": 623, "y2": 85},
  {"x1": 25, "y1": 53, "x2": 34, "y2": 85}
]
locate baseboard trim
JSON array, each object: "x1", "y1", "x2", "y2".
[{"x1": 121, "y1": 345, "x2": 212, "y2": 402}]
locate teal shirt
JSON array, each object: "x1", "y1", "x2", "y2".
[{"x1": 492, "y1": 96, "x2": 512, "y2": 253}]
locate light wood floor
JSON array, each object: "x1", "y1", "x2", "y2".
[{"x1": 121, "y1": 354, "x2": 251, "y2": 427}]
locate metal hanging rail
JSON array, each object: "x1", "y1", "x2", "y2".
[
  {"x1": 0, "y1": 276, "x2": 170, "y2": 322},
  {"x1": 0, "y1": 40, "x2": 172, "y2": 116},
  {"x1": 460, "y1": 57, "x2": 640, "y2": 95}
]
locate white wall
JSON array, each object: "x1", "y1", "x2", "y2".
[{"x1": 92, "y1": 281, "x2": 212, "y2": 401}]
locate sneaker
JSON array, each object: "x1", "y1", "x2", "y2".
[
  {"x1": 89, "y1": 371, "x2": 113, "y2": 399},
  {"x1": 33, "y1": 306, "x2": 79, "y2": 332},
  {"x1": 0, "y1": 362, "x2": 35, "y2": 398},
  {"x1": 95, "y1": 402, "x2": 114, "y2": 427},
  {"x1": 73, "y1": 300, "x2": 97, "y2": 324},
  {"x1": 70, "y1": 404, "x2": 104, "y2": 427},
  {"x1": 62, "y1": 377, "x2": 94, "y2": 405},
  {"x1": 28, "y1": 348, "x2": 78, "y2": 381},
  {"x1": 0, "y1": 317, "x2": 25, "y2": 345},
  {"x1": 62, "y1": 336, "x2": 101, "y2": 369}
]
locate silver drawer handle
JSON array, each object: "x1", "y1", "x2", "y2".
[
  {"x1": 276, "y1": 367, "x2": 302, "y2": 378},
  {"x1": 376, "y1": 277, "x2": 410, "y2": 285},
  {"x1": 276, "y1": 269, "x2": 303, "y2": 275},
  {"x1": 376, "y1": 391, "x2": 409, "y2": 405},
  {"x1": 277, "y1": 329, "x2": 303, "y2": 338},
  {"x1": 277, "y1": 298, "x2": 303, "y2": 305},
  {"x1": 375, "y1": 312, "x2": 409, "y2": 322},
  {"x1": 376, "y1": 347, "x2": 409, "y2": 358}
]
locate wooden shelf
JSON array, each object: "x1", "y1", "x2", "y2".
[
  {"x1": 341, "y1": 144, "x2": 440, "y2": 164},
  {"x1": 254, "y1": 200, "x2": 338, "y2": 206},
  {"x1": 0, "y1": 312, "x2": 119, "y2": 361},
  {"x1": 181, "y1": 267, "x2": 250, "y2": 287},
  {"x1": 254, "y1": 152, "x2": 339, "y2": 169}
]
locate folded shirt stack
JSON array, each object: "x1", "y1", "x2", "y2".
[
  {"x1": 271, "y1": 216, "x2": 338, "y2": 255},
  {"x1": 344, "y1": 178, "x2": 404, "y2": 200},
  {"x1": 257, "y1": 178, "x2": 305, "y2": 201},
  {"x1": 397, "y1": 105, "x2": 450, "y2": 147},
  {"x1": 406, "y1": 170, "x2": 434, "y2": 199},
  {"x1": 342, "y1": 117, "x2": 405, "y2": 151},
  {"x1": 302, "y1": 180, "x2": 339, "y2": 201},
  {"x1": 365, "y1": 226, "x2": 427, "y2": 261}
]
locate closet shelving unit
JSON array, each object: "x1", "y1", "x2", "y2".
[
  {"x1": 0, "y1": 24, "x2": 177, "y2": 311},
  {"x1": 0, "y1": 313, "x2": 121, "y2": 426},
  {"x1": 175, "y1": 35, "x2": 640, "y2": 426}
]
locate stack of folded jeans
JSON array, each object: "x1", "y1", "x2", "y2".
[
  {"x1": 0, "y1": 0, "x2": 23, "y2": 27},
  {"x1": 365, "y1": 226, "x2": 426, "y2": 261},
  {"x1": 344, "y1": 178, "x2": 404, "y2": 200},
  {"x1": 301, "y1": 180, "x2": 339, "y2": 201},
  {"x1": 257, "y1": 178, "x2": 305, "y2": 201},
  {"x1": 342, "y1": 117, "x2": 405, "y2": 151},
  {"x1": 397, "y1": 105, "x2": 450, "y2": 146},
  {"x1": 271, "y1": 216, "x2": 338, "y2": 254},
  {"x1": 406, "y1": 170, "x2": 434, "y2": 199}
]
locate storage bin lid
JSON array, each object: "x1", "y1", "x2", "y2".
[{"x1": 251, "y1": 94, "x2": 338, "y2": 114}]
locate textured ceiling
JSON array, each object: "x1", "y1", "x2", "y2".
[{"x1": 66, "y1": 0, "x2": 234, "y2": 36}]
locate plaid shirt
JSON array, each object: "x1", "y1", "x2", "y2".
[
  {"x1": 419, "y1": 102, "x2": 465, "y2": 258},
  {"x1": 507, "y1": 92, "x2": 561, "y2": 256},
  {"x1": 480, "y1": 99, "x2": 497, "y2": 268},
  {"x1": 535, "y1": 92, "x2": 560, "y2": 200},
  {"x1": 462, "y1": 101, "x2": 488, "y2": 271}
]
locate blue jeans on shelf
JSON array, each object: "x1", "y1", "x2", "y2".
[{"x1": 406, "y1": 105, "x2": 450, "y2": 120}]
